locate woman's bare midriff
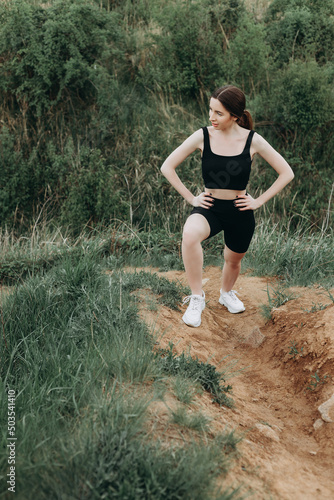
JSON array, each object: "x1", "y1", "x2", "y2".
[{"x1": 205, "y1": 188, "x2": 246, "y2": 200}]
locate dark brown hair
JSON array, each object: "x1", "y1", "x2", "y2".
[{"x1": 211, "y1": 85, "x2": 253, "y2": 130}]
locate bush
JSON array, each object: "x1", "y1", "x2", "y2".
[
  {"x1": 0, "y1": 128, "x2": 34, "y2": 223},
  {"x1": 225, "y1": 12, "x2": 270, "y2": 96},
  {"x1": 252, "y1": 59, "x2": 334, "y2": 221},
  {"x1": 0, "y1": 0, "x2": 333, "y2": 231},
  {"x1": 136, "y1": 0, "x2": 245, "y2": 99},
  {"x1": 59, "y1": 146, "x2": 128, "y2": 231},
  {"x1": 265, "y1": 0, "x2": 334, "y2": 66},
  {"x1": 0, "y1": 0, "x2": 122, "y2": 115},
  {"x1": 0, "y1": 0, "x2": 130, "y2": 228},
  {"x1": 266, "y1": 60, "x2": 334, "y2": 133}
]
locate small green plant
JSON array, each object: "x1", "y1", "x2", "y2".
[
  {"x1": 260, "y1": 283, "x2": 297, "y2": 320},
  {"x1": 303, "y1": 302, "x2": 328, "y2": 313},
  {"x1": 324, "y1": 287, "x2": 334, "y2": 304},
  {"x1": 260, "y1": 302, "x2": 273, "y2": 321},
  {"x1": 306, "y1": 371, "x2": 329, "y2": 391},
  {"x1": 172, "y1": 376, "x2": 203, "y2": 405},
  {"x1": 288, "y1": 341, "x2": 304, "y2": 359},
  {"x1": 135, "y1": 290, "x2": 159, "y2": 311},
  {"x1": 171, "y1": 406, "x2": 211, "y2": 433},
  {"x1": 120, "y1": 270, "x2": 188, "y2": 310},
  {"x1": 156, "y1": 342, "x2": 234, "y2": 408}
]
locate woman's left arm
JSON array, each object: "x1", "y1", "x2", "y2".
[{"x1": 235, "y1": 132, "x2": 295, "y2": 211}]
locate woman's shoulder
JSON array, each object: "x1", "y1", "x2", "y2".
[
  {"x1": 250, "y1": 131, "x2": 281, "y2": 159},
  {"x1": 175, "y1": 128, "x2": 204, "y2": 154},
  {"x1": 184, "y1": 128, "x2": 205, "y2": 146},
  {"x1": 251, "y1": 131, "x2": 271, "y2": 152}
]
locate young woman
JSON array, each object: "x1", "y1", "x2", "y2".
[{"x1": 161, "y1": 85, "x2": 294, "y2": 327}]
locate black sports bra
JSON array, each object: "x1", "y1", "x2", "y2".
[{"x1": 201, "y1": 127, "x2": 255, "y2": 190}]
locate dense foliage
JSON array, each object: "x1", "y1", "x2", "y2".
[{"x1": 0, "y1": 0, "x2": 333, "y2": 232}]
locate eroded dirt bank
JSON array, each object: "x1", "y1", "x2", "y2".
[{"x1": 130, "y1": 266, "x2": 334, "y2": 500}]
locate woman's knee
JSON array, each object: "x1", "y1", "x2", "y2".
[
  {"x1": 182, "y1": 215, "x2": 210, "y2": 246},
  {"x1": 225, "y1": 259, "x2": 242, "y2": 270},
  {"x1": 182, "y1": 226, "x2": 202, "y2": 247},
  {"x1": 224, "y1": 246, "x2": 245, "y2": 266}
]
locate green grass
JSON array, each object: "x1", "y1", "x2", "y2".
[
  {"x1": 0, "y1": 249, "x2": 241, "y2": 500},
  {"x1": 0, "y1": 224, "x2": 111, "y2": 284},
  {"x1": 1, "y1": 217, "x2": 332, "y2": 498},
  {"x1": 260, "y1": 282, "x2": 297, "y2": 320},
  {"x1": 157, "y1": 343, "x2": 234, "y2": 408},
  {"x1": 120, "y1": 269, "x2": 188, "y2": 310},
  {"x1": 2, "y1": 216, "x2": 333, "y2": 288},
  {"x1": 172, "y1": 375, "x2": 204, "y2": 405},
  {"x1": 244, "y1": 219, "x2": 334, "y2": 287},
  {"x1": 108, "y1": 217, "x2": 334, "y2": 288},
  {"x1": 170, "y1": 405, "x2": 211, "y2": 433}
]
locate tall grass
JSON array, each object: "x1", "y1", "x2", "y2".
[
  {"x1": 0, "y1": 215, "x2": 332, "y2": 497},
  {"x1": 0, "y1": 250, "x2": 240, "y2": 499},
  {"x1": 107, "y1": 216, "x2": 334, "y2": 287},
  {"x1": 244, "y1": 218, "x2": 334, "y2": 286},
  {"x1": 1, "y1": 214, "x2": 333, "y2": 288}
]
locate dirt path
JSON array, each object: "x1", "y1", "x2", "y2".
[{"x1": 130, "y1": 266, "x2": 334, "y2": 500}]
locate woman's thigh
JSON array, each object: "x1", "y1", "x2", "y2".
[{"x1": 182, "y1": 213, "x2": 211, "y2": 243}]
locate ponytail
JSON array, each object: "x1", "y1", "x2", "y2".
[{"x1": 236, "y1": 110, "x2": 253, "y2": 130}]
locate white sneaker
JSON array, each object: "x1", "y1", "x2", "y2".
[
  {"x1": 182, "y1": 291, "x2": 205, "y2": 327},
  {"x1": 219, "y1": 289, "x2": 245, "y2": 313}
]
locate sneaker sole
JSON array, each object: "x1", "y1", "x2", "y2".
[
  {"x1": 218, "y1": 297, "x2": 245, "y2": 314},
  {"x1": 182, "y1": 316, "x2": 201, "y2": 327}
]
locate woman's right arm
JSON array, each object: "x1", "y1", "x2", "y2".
[{"x1": 160, "y1": 129, "x2": 204, "y2": 206}]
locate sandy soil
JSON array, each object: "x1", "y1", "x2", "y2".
[{"x1": 129, "y1": 266, "x2": 334, "y2": 500}]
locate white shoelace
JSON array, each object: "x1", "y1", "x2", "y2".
[
  {"x1": 182, "y1": 295, "x2": 203, "y2": 311},
  {"x1": 224, "y1": 290, "x2": 240, "y2": 302}
]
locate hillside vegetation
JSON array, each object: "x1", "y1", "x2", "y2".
[
  {"x1": 0, "y1": 3, "x2": 333, "y2": 497},
  {"x1": 0, "y1": 0, "x2": 333, "y2": 233}
]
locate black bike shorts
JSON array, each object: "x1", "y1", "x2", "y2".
[{"x1": 189, "y1": 197, "x2": 255, "y2": 253}]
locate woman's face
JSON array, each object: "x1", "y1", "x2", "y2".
[{"x1": 209, "y1": 98, "x2": 236, "y2": 130}]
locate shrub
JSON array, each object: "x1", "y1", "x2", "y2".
[
  {"x1": 266, "y1": 60, "x2": 334, "y2": 133},
  {"x1": 252, "y1": 60, "x2": 334, "y2": 221},
  {"x1": 225, "y1": 12, "x2": 270, "y2": 96},
  {"x1": 0, "y1": 0, "x2": 129, "y2": 228},
  {"x1": 0, "y1": 127, "x2": 34, "y2": 223},
  {"x1": 136, "y1": 0, "x2": 246, "y2": 99},
  {"x1": 59, "y1": 147, "x2": 128, "y2": 232},
  {"x1": 265, "y1": 0, "x2": 334, "y2": 65},
  {"x1": 0, "y1": 0, "x2": 122, "y2": 116},
  {"x1": 0, "y1": 0, "x2": 333, "y2": 231}
]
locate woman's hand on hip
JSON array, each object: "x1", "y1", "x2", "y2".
[
  {"x1": 234, "y1": 193, "x2": 261, "y2": 211},
  {"x1": 191, "y1": 192, "x2": 214, "y2": 209}
]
